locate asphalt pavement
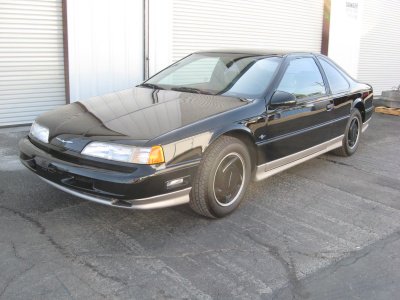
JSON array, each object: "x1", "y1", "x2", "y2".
[{"x1": 0, "y1": 113, "x2": 399, "y2": 299}]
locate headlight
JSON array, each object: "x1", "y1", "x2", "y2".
[
  {"x1": 30, "y1": 121, "x2": 49, "y2": 143},
  {"x1": 81, "y1": 142, "x2": 165, "y2": 164}
]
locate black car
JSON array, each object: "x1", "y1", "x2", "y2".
[{"x1": 19, "y1": 50, "x2": 373, "y2": 218}]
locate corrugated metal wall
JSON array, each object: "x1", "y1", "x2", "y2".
[
  {"x1": 0, "y1": 0, "x2": 65, "y2": 126},
  {"x1": 171, "y1": 0, "x2": 324, "y2": 62},
  {"x1": 357, "y1": 0, "x2": 400, "y2": 95},
  {"x1": 67, "y1": 0, "x2": 144, "y2": 102}
]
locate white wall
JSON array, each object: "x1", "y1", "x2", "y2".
[
  {"x1": 0, "y1": 0, "x2": 66, "y2": 126},
  {"x1": 329, "y1": 0, "x2": 400, "y2": 95},
  {"x1": 66, "y1": 0, "x2": 399, "y2": 100},
  {"x1": 149, "y1": 0, "x2": 173, "y2": 76},
  {"x1": 67, "y1": 0, "x2": 144, "y2": 102},
  {"x1": 67, "y1": 0, "x2": 326, "y2": 93},
  {"x1": 328, "y1": 0, "x2": 363, "y2": 78},
  {"x1": 357, "y1": 0, "x2": 400, "y2": 95},
  {"x1": 149, "y1": 0, "x2": 324, "y2": 76}
]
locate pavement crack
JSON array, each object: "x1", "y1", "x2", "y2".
[
  {"x1": 331, "y1": 231, "x2": 400, "y2": 274},
  {"x1": 381, "y1": 231, "x2": 400, "y2": 250},
  {"x1": 317, "y1": 157, "x2": 365, "y2": 172},
  {"x1": 244, "y1": 230, "x2": 309, "y2": 300},
  {"x1": 318, "y1": 156, "x2": 400, "y2": 184},
  {"x1": 273, "y1": 230, "x2": 400, "y2": 299},
  {"x1": 291, "y1": 249, "x2": 348, "y2": 261},
  {"x1": 0, "y1": 205, "x2": 70, "y2": 258},
  {"x1": 55, "y1": 275, "x2": 76, "y2": 300},
  {"x1": 11, "y1": 241, "x2": 24, "y2": 260},
  {"x1": 81, "y1": 261, "x2": 128, "y2": 286},
  {"x1": 84, "y1": 247, "x2": 255, "y2": 260},
  {"x1": 332, "y1": 251, "x2": 370, "y2": 270},
  {"x1": 0, "y1": 205, "x2": 127, "y2": 289},
  {"x1": 0, "y1": 264, "x2": 34, "y2": 299}
]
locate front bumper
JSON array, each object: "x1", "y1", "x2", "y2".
[
  {"x1": 39, "y1": 177, "x2": 191, "y2": 209},
  {"x1": 19, "y1": 137, "x2": 197, "y2": 209}
]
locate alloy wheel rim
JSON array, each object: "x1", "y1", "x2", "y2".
[
  {"x1": 347, "y1": 117, "x2": 360, "y2": 149},
  {"x1": 213, "y1": 152, "x2": 245, "y2": 207}
]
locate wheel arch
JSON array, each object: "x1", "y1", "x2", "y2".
[
  {"x1": 353, "y1": 98, "x2": 366, "y2": 122},
  {"x1": 210, "y1": 126, "x2": 258, "y2": 172}
]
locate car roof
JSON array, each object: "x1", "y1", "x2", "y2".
[{"x1": 194, "y1": 49, "x2": 318, "y2": 57}]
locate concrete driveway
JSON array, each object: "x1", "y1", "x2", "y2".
[{"x1": 0, "y1": 113, "x2": 399, "y2": 299}]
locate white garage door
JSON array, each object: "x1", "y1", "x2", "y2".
[
  {"x1": 357, "y1": 0, "x2": 400, "y2": 95},
  {"x1": 149, "y1": 0, "x2": 324, "y2": 74},
  {"x1": 67, "y1": 0, "x2": 144, "y2": 102},
  {"x1": 0, "y1": 0, "x2": 66, "y2": 127}
]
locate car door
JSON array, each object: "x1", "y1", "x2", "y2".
[
  {"x1": 260, "y1": 55, "x2": 334, "y2": 162},
  {"x1": 317, "y1": 56, "x2": 353, "y2": 139}
]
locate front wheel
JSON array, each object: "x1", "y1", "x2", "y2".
[
  {"x1": 332, "y1": 109, "x2": 362, "y2": 157},
  {"x1": 190, "y1": 136, "x2": 251, "y2": 218}
]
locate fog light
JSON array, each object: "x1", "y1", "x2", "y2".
[
  {"x1": 166, "y1": 176, "x2": 189, "y2": 189},
  {"x1": 166, "y1": 178, "x2": 184, "y2": 188}
]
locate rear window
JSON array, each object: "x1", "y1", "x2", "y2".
[{"x1": 318, "y1": 58, "x2": 350, "y2": 94}]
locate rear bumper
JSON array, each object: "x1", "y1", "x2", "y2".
[{"x1": 19, "y1": 137, "x2": 197, "y2": 209}]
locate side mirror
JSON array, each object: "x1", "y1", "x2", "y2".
[{"x1": 270, "y1": 91, "x2": 297, "y2": 107}]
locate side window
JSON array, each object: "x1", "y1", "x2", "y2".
[
  {"x1": 318, "y1": 58, "x2": 350, "y2": 94},
  {"x1": 278, "y1": 57, "x2": 326, "y2": 99}
]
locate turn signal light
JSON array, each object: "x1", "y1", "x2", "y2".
[{"x1": 148, "y1": 145, "x2": 165, "y2": 164}]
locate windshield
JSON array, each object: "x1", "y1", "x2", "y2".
[{"x1": 142, "y1": 53, "x2": 282, "y2": 98}]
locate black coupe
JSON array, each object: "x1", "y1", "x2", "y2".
[{"x1": 19, "y1": 50, "x2": 373, "y2": 218}]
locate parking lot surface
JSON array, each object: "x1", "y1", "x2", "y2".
[{"x1": 0, "y1": 113, "x2": 399, "y2": 299}]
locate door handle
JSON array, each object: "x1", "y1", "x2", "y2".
[{"x1": 326, "y1": 103, "x2": 334, "y2": 111}]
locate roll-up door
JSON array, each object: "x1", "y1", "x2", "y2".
[
  {"x1": 172, "y1": 0, "x2": 324, "y2": 61},
  {"x1": 357, "y1": 0, "x2": 400, "y2": 95},
  {"x1": 150, "y1": 0, "x2": 324, "y2": 74},
  {"x1": 0, "y1": 0, "x2": 66, "y2": 126}
]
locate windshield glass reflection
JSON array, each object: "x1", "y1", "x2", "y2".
[{"x1": 144, "y1": 53, "x2": 281, "y2": 98}]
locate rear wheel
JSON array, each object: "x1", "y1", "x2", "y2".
[
  {"x1": 332, "y1": 109, "x2": 362, "y2": 157},
  {"x1": 190, "y1": 136, "x2": 251, "y2": 218}
]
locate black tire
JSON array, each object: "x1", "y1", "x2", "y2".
[
  {"x1": 190, "y1": 136, "x2": 251, "y2": 218},
  {"x1": 332, "y1": 109, "x2": 362, "y2": 157}
]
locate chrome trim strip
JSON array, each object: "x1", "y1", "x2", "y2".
[
  {"x1": 254, "y1": 135, "x2": 344, "y2": 181},
  {"x1": 257, "y1": 116, "x2": 349, "y2": 146},
  {"x1": 365, "y1": 106, "x2": 374, "y2": 112},
  {"x1": 362, "y1": 118, "x2": 371, "y2": 133},
  {"x1": 39, "y1": 177, "x2": 191, "y2": 210}
]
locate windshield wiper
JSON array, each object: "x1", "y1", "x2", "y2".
[
  {"x1": 138, "y1": 83, "x2": 164, "y2": 90},
  {"x1": 170, "y1": 87, "x2": 211, "y2": 94}
]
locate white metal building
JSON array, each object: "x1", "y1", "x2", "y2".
[
  {"x1": 0, "y1": 0, "x2": 66, "y2": 126},
  {"x1": 0, "y1": 0, "x2": 399, "y2": 126},
  {"x1": 328, "y1": 0, "x2": 400, "y2": 95}
]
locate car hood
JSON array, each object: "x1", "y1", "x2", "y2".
[{"x1": 36, "y1": 87, "x2": 249, "y2": 146}]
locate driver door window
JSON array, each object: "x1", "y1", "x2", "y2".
[{"x1": 278, "y1": 58, "x2": 326, "y2": 100}]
